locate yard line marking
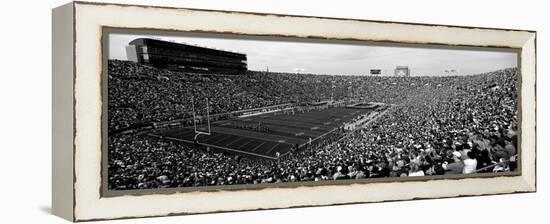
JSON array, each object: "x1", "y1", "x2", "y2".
[
  {"x1": 238, "y1": 139, "x2": 255, "y2": 149},
  {"x1": 225, "y1": 137, "x2": 244, "y2": 147},
  {"x1": 250, "y1": 142, "x2": 266, "y2": 152},
  {"x1": 265, "y1": 143, "x2": 280, "y2": 155},
  {"x1": 209, "y1": 135, "x2": 233, "y2": 145}
]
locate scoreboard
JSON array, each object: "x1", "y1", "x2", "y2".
[{"x1": 394, "y1": 66, "x2": 410, "y2": 77}]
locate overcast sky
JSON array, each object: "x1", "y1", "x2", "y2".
[{"x1": 109, "y1": 33, "x2": 517, "y2": 76}]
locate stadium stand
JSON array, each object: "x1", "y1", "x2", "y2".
[
  {"x1": 107, "y1": 59, "x2": 518, "y2": 189},
  {"x1": 126, "y1": 38, "x2": 247, "y2": 74}
]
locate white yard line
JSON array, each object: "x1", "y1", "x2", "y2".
[
  {"x1": 225, "y1": 137, "x2": 244, "y2": 147},
  {"x1": 250, "y1": 142, "x2": 267, "y2": 152},
  {"x1": 237, "y1": 139, "x2": 255, "y2": 149},
  {"x1": 209, "y1": 135, "x2": 233, "y2": 145},
  {"x1": 265, "y1": 143, "x2": 280, "y2": 155}
]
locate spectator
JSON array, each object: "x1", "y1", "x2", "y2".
[
  {"x1": 408, "y1": 163, "x2": 425, "y2": 177},
  {"x1": 443, "y1": 152, "x2": 464, "y2": 175},
  {"x1": 463, "y1": 151, "x2": 478, "y2": 174}
]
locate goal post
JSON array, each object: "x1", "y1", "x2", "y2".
[{"x1": 191, "y1": 97, "x2": 211, "y2": 140}]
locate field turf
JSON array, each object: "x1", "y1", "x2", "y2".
[{"x1": 156, "y1": 107, "x2": 375, "y2": 159}]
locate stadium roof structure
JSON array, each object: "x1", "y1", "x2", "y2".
[
  {"x1": 129, "y1": 38, "x2": 246, "y2": 58},
  {"x1": 126, "y1": 38, "x2": 248, "y2": 74}
]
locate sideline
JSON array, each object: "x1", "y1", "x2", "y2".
[{"x1": 148, "y1": 134, "x2": 279, "y2": 160}]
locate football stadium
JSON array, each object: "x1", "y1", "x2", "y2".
[
  {"x1": 153, "y1": 105, "x2": 388, "y2": 160},
  {"x1": 108, "y1": 38, "x2": 518, "y2": 190}
]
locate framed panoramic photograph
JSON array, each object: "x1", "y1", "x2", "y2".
[{"x1": 52, "y1": 1, "x2": 536, "y2": 222}]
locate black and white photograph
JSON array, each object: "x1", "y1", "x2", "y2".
[
  {"x1": 105, "y1": 31, "x2": 520, "y2": 191},
  {"x1": 4, "y1": 0, "x2": 549, "y2": 222},
  {"x1": 40, "y1": 0, "x2": 542, "y2": 222}
]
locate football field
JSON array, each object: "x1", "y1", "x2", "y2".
[{"x1": 154, "y1": 107, "x2": 377, "y2": 159}]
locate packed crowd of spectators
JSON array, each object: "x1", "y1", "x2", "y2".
[
  {"x1": 109, "y1": 60, "x2": 349, "y2": 132},
  {"x1": 109, "y1": 60, "x2": 450, "y2": 132},
  {"x1": 107, "y1": 60, "x2": 518, "y2": 189},
  {"x1": 276, "y1": 68, "x2": 518, "y2": 180}
]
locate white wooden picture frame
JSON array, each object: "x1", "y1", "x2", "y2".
[{"x1": 52, "y1": 1, "x2": 536, "y2": 221}]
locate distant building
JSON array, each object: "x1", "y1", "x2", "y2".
[
  {"x1": 394, "y1": 66, "x2": 410, "y2": 77},
  {"x1": 125, "y1": 38, "x2": 247, "y2": 74},
  {"x1": 444, "y1": 68, "x2": 460, "y2": 76},
  {"x1": 370, "y1": 69, "x2": 382, "y2": 75}
]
